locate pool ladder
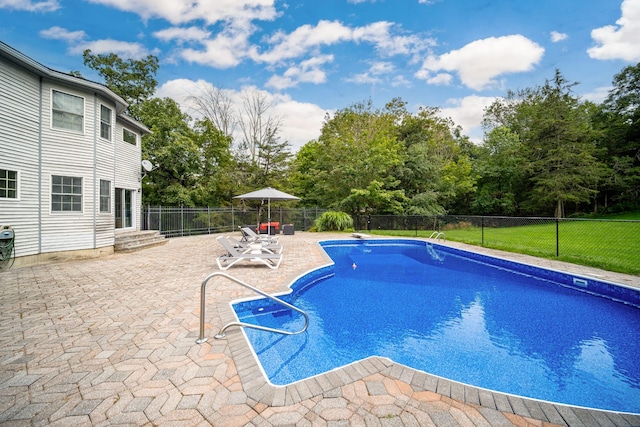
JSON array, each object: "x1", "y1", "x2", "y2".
[
  {"x1": 196, "y1": 272, "x2": 309, "y2": 344},
  {"x1": 429, "y1": 231, "x2": 445, "y2": 241}
]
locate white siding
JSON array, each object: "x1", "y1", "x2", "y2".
[
  {"x1": 115, "y1": 120, "x2": 142, "y2": 232},
  {"x1": 40, "y1": 82, "x2": 99, "y2": 252},
  {"x1": 95, "y1": 99, "x2": 116, "y2": 247},
  {"x1": 0, "y1": 59, "x2": 41, "y2": 257},
  {"x1": 0, "y1": 43, "x2": 146, "y2": 264}
]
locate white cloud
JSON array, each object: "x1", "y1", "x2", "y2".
[
  {"x1": 390, "y1": 75, "x2": 411, "y2": 87},
  {"x1": 416, "y1": 35, "x2": 544, "y2": 91},
  {"x1": 71, "y1": 39, "x2": 153, "y2": 59},
  {"x1": 40, "y1": 26, "x2": 153, "y2": 59},
  {"x1": 0, "y1": 0, "x2": 59, "y2": 12},
  {"x1": 369, "y1": 61, "x2": 394, "y2": 74},
  {"x1": 344, "y1": 73, "x2": 382, "y2": 85},
  {"x1": 588, "y1": 0, "x2": 640, "y2": 61},
  {"x1": 437, "y1": 95, "x2": 497, "y2": 143},
  {"x1": 84, "y1": 0, "x2": 278, "y2": 26},
  {"x1": 426, "y1": 73, "x2": 452, "y2": 85},
  {"x1": 255, "y1": 20, "x2": 354, "y2": 64},
  {"x1": 266, "y1": 55, "x2": 334, "y2": 90},
  {"x1": 153, "y1": 26, "x2": 212, "y2": 43},
  {"x1": 156, "y1": 79, "x2": 326, "y2": 151},
  {"x1": 581, "y1": 86, "x2": 613, "y2": 104},
  {"x1": 40, "y1": 26, "x2": 86, "y2": 43},
  {"x1": 344, "y1": 61, "x2": 398, "y2": 85},
  {"x1": 550, "y1": 31, "x2": 568, "y2": 43},
  {"x1": 178, "y1": 26, "x2": 252, "y2": 68},
  {"x1": 254, "y1": 20, "x2": 430, "y2": 65}
]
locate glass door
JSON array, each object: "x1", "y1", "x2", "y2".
[{"x1": 115, "y1": 188, "x2": 134, "y2": 229}]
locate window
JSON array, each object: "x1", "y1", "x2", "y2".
[
  {"x1": 100, "y1": 105, "x2": 112, "y2": 140},
  {"x1": 52, "y1": 90, "x2": 84, "y2": 132},
  {"x1": 123, "y1": 128, "x2": 137, "y2": 145},
  {"x1": 100, "y1": 180, "x2": 111, "y2": 213},
  {"x1": 0, "y1": 169, "x2": 17, "y2": 199},
  {"x1": 51, "y1": 175, "x2": 82, "y2": 212}
]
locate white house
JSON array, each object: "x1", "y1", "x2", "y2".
[{"x1": 0, "y1": 41, "x2": 151, "y2": 268}]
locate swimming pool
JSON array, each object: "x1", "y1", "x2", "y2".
[{"x1": 232, "y1": 239, "x2": 640, "y2": 413}]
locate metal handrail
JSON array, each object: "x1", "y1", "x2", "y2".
[
  {"x1": 428, "y1": 231, "x2": 445, "y2": 241},
  {"x1": 195, "y1": 271, "x2": 309, "y2": 344}
]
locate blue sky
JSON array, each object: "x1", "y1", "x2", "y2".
[{"x1": 1, "y1": 0, "x2": 638, "y2": 150}]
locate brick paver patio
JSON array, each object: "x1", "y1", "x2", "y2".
[{"x1": 0, "y1": 232, "x2": 638, "y2": 426}]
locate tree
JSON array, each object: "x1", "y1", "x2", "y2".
[
  {"x1": 188, "y1": 83, "x2": 237, "y2": 138},
  {"x1": 483, "y1": 70, "x2": 606, "y2": 217},
  {"x1": 237, "y1": 89, "x2": 283, "y2": 164},
  {"x1": 395, "y1": 105, "x2": 475, "y2": 215},
  {"x1": 595, "y1": 63, "x2": 640, "y2": 211},
  {"x1": 82, "y1": 50, "x2": 159, "y2": 121},
  {"x1": 138, "y1": 98, "x2": 201, "y2": 206},
  {"x1": 471, "y1": 126, "x2": 524, "y2": 215},
  {"x1": 293, "y1": 100, "x2": 404, "y2": 212}
]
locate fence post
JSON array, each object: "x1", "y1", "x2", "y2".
[
  {"x1": 181, "y1": 205, "x2": 184, "y2": 237},
  {"x1": 481, "y1": 216, "x2": 485, "y2": 246},
  {"x1": 159, "y1": 206, "x2": 162, "y2": 234},
  {"x1": 208, "y1": 206, "x2": 211, "y2": 234},
  {"x1": 556, "y1": 218, "x2": 559, "y2": 257}
]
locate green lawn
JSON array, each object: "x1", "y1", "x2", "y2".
[{"x1": 368, "y1": 215, "x2": 640, "y2": 276}]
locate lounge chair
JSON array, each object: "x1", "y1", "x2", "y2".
[
  {"x1": 216, "y1": 236, "x2": 282, "y2": 270},
  {"x1": 226, "y1": 235, "x2": 283, "y2": 254},
  {"x1": 240, "y1": 226, "x2": 279, "y2": 243}
]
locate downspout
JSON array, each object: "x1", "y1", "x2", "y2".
[
  {"x1": 93, "y1": 94, "x2": 97, "y2": 249},
  {"x1": 38, "y1": 77, "x2": 43, "y2": 254}
]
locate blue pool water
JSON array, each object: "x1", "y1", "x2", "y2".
[{"x1": 232, "y1": 240, "x2": 640, "y2": 413}]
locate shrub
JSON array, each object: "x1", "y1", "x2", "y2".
[{"x1": 314, "y1": 211, "x2": 354, "y2": 232}]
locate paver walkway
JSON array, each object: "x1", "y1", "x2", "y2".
[{"x1": 0, "y1": 232, "x2": 638, "y2": 426}]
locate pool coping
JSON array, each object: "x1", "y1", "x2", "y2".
[{"x1": 216, "y1": 237, "x2": 640, "y2": 427}]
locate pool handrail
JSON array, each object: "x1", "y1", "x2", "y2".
[
  {"x1": 195, "y1": 271, "x2": 309, "y2": 344},
  {"x1": 429, "y1": 231, "x2": 445, "y2": 241}
]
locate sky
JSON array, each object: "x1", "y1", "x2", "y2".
[{"x1": 1, "y1": 0, "x2": 639, "y2": 151}]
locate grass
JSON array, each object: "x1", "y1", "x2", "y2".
[{"x1": 367, "y1": 214, "x2": 640, "y2": 276}]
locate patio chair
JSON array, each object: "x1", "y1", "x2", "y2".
[
  {"x1": 226, "y1": 235, "x2": 283, "y2": 254},
  {"x1": 240, "y1": 226, "x2": 279, "y2": 243},
  {"x1": 216, "y1": 236, "x2": 282, "y2": 270}
]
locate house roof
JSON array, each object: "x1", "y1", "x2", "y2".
[{"x1": 0, "y1": 41, "x2": 150, "y2": 135}]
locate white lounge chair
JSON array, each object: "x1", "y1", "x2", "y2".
[
  {"x1": 240, "y1": 226, "x2": 279, "y2": 243},
  {"x1": 216, "y1": 236, "x2": 282, "y2": 270},
  {"x1": 226, "y1": 235, "x2": 283, "y2": 254}
]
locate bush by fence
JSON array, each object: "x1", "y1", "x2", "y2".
[
  {"x1": 141, "y1": 206, "x2": 327, "y2": 238},
  {"x1": 355, "y1": 215, "x2": 640, "y2": 275}
]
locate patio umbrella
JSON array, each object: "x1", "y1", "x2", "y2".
[{"x1": 234, "y1": 187, "x2": 300, "y2": 235}]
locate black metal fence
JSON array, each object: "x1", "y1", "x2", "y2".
[
  {"x1": 141, "y1": 206, "x2": 327, "y2": 238},
  {"x1": 355, "y1": 214, "x2": 640, "y2": 274}
]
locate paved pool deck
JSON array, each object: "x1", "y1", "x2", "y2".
[{"x1": 0, "y1": 232, "x2": 638, "y2": 426}]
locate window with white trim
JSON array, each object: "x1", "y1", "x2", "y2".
[
  {"x1": 123, "y1": 128, "x2": 137, "y2": 145},
  {"x1": 51, "y1": 175, "x2": 82, "y2": 212},
  {"x1": 0, "y1": 169, "x2": 17, "y2": 199},
  {"x1": 100, "y1": 105, "x2": 112, "y2": 140},
  {"x1": 52, "y1": 90, "x2": 84, "y2": 132},
  {"x1": 100, "y1": 180, "x2": 111, "y2": 213}
]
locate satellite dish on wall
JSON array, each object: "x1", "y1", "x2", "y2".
[{"x1": 141, "y1": 160, "x2": 154, "y2": 172}]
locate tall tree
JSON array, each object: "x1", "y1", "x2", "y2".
[
  {"x1": 395, "y1": 105, "x2": 475, "y2": 215},
  {"x1": 295, "y1": 100, "x2": 404, "y2": 213},
  {"x1": 483, "y1": 70, "x2": 606, "y2": 217},
  {"x1": 137, "y1": 98, "x2": 201, "y2": 206},
  {"x1": 188, "y1": 83, "x2": 237, "y2": 138},
  {"x1": 82, "y1": 50, "x2": 159, "y2": 120},
  {"x1": 595, "y1": 63, "x2": 640, "y2": 211}
]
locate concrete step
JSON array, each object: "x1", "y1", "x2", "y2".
[{"x1": 115, "y1": 230, "x2": 167, "y2": 252}]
